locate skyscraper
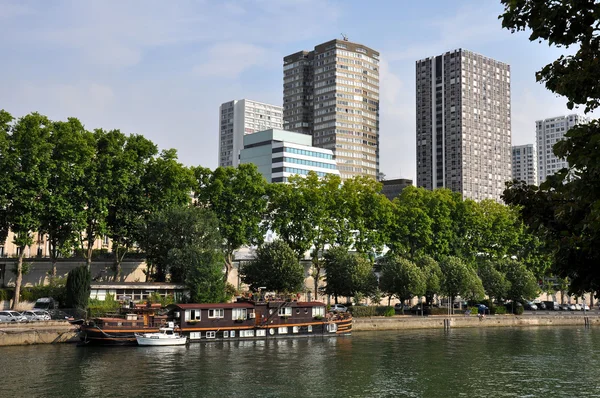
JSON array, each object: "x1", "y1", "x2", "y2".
[
  {"x1": 536, "y1": 114, "x2": 589, "y2": 184},
  {"x1": 283, "y1": 38, "x2": 380, "y2": 180},
  {"x1": 218, "y1": 99, "x2": 283, "y2": 168},
  {"x1": 416, "y1": 49, "x2": 512, "y2": 201},
  {"x1": 512, "y1": 144, "x2": 537, "y2": 186}
]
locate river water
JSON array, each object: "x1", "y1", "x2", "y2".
[{"x1": 1, "y1": 327, "x2": 599, "y2": 397}]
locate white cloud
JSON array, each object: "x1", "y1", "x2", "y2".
[{"x1": 193, "y1": 42, "x2": 273, "y2": 78}]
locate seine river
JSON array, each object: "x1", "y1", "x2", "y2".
[{"x1": 1, "y1": 327, "x2": 599, "y2": 397}]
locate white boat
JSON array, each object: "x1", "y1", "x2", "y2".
[{"x1": 135, "y1": 322, "x2": 188, "y2": 346}]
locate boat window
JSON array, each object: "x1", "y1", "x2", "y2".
[
  {"x1": 206, "y1": 331, "x2": 216, "y2": 339},
  {"x1": 186, "y1": 309, "x2": 201, "y2": 321},
  {"x1": 312, "y1": 306, "x2": 325, "y2": 317},
  {"x1": 327, "y1": 323, "x2": 338, "y2": 333},
  {"x1": 296, "y1": 309, "x2": 300, "y2": 314},
  {"x1": 241, "y1": 330, "x2": 254, "y2": 337},
  {"x1": 308, "y1": 325, "x2": 312, "y2": 333},
  {"x1": 278, "y1": 307, "x2": 292, "y2": 317},
  {"x1": 230, "y1": 330, "x2": 235, "y2": 338},
  {"x1": 293, "y1": 326, "x2": 299, "y2": 333},
  {"x1": 256, "y1": 329, "x2": 266, "y2": 337},
  {"x1": 278, "y1": 327, "x2": 288, "y2": 334},
  {"x1": 208, "y1": 309, "x2": 224, "y2": 319},
  {"x1": 231, "y1": 308, "x2": 247, "y2": 320},
  {"x1": 224, "y1": 331, "x2": 229, "y2": 338}
]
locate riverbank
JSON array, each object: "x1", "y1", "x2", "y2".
[
  {"x1": 0, "y1": 321, "x2": 78, "y2": 346},
  {"x1": 353, "y1": 313, "x2": 600, "y2": 331}
]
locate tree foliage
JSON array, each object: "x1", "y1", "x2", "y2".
[
  {"x1": 138, "y1": 206, "x2": 223, "y2": 283},
  {"x1": 500, "y1": 0, "x2": 600, "y2": 294},
  {"x1": 195, "y1": 164, "x2": 268, "y2": 282},
  {"x1": 323, "y1": 247, "x2": 377, "y2": 302},
  {"x1": 66, "y1": 265, "x2": 91, "y2": 309},
  {"x1": 379, "y1": 255, "x2": 426, "y2": 312},
  {"x1": 241, "y1": 240, "x2": 305, "y2": 293}
]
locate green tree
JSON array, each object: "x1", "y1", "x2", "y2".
[
  {"x1": 241, "y1": 240, "x2": 305, "y2": 293},
  {"x1": 3, "y1": 113, "x2": 53, "y2": 309},
  {"x1": 323, "y1": 247, "x2": 377, "y2": 303},
  {"x1": 105, "y1": 133, "x2": 158, "y2": 280},
  {"x1": 415, "y1": 255, "x2": 442, "y2": 306},
  {"x1": 389, "y1": 187, "x2": 433, "y2": 259},
  {"x1": 266, "y1": 172, "x2": 342, "y2": 298},
  {"x1": 500, "y1": 259, "x2": 539, "y2": 303},
  {"x1": 341, "y1": 176, "x2": 393, "y2": 256},
  {"x1": 500, "y1": 0, "x2": 600, "y2": 293},
  {"x1": 168, "y1": 245, "x2": 226, "y2": 303},
  {"x1": 379, "y1": 255, "x2": 426, "y2": 312},
  {"x1": 195, "y1": 164, "x2": 268, "y2": 282},
  {"x1": 40, "y1": 118, "x2": 94, "y2": 277},
  {"x1": 66, "y1": 265, "x2": 91, "y2": 309},
  {"x1": 439, "y1": 256, "x2": 478, "y2": 313},
  {"x1": 478, "y1": 259, "x2": 510, "y2": 304},
  {"x1": 138, "y1": 206, "x2": 222, "y2": 283},
  {"x1": 0, "y1": 110, "x2": 14, "y2": 256},
  {"x1": 80, "y1": 129, "x2": 123, "y2": 268}
]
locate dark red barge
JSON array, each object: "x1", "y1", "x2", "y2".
[{"x1": 79, "y1": 300, "x2": 352, "y2": 345}]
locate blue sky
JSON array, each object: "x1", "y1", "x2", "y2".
[{"x1": 0, "y1": 0, "x2": 579, "y2": 180}]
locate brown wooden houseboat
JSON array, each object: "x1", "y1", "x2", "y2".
[{"x1": 79, "y1": 300, "x2": 352, "y2": 345}]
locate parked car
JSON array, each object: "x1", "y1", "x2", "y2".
[
  {"x1": 574, "y1": 303, "x2": 582, "y2": 311},
  {"x1": 394, "y1": 303, "x2": 411, "y2": 312},
  {"x1": 582, "y1": 304, "x2": 590, "y2": 311},
  {"x1": 0, "y1": 310, "x2": 27, "y2": 322},
  {"x1": 524, "y1": 302, "x2": 538, "y2": 311},
  {"x1": 534, "y1": 301, "x2": 546, "y2": 310},
  {"x1": 33, "y1": 297, "x2": 57, "y2": 311},
  {"x1": 543, "y1": 301, "x2": 561, "y2": 311},
  {"x1": 330, "y1": 304, "x2": 347, "y2": 313},
  {"x1": 21, "y1": 310, "x2": 51, "y2": 321},
  {"x1": 568, "y1": 304, "x2": 577, "y2": 311},
  {"x1": 560, "y1": 303, "x2": 571, "y2": 311}
]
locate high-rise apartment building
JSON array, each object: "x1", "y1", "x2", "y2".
[
  {"x1": 283, "y1": 38, "x2": 380, "y2": 180},
  {"x1": 512, "y1": 144, "x2": 537, "y2": 185},
  {"x1": 536, "y1": 114, "x2": 589, "y2": 184},
  {"x1": 218, "y1": 99, "x2": 283, "y2": 168},
  {"x1": 416, "y1": 49, "x2": 512, "y2": 201}
]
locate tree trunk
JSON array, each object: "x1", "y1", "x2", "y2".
[
  {"x1": 312, "y1": 266, "x2": 321, "y2": 302},
  {"x1": 11, "y1": 249, "x2": 25, "y2": 310},
  {"x1": 224, "y1": 252, "x2": 233, "y2": 283}
]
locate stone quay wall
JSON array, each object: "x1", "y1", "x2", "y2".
[
  {"x1": 353, "y1": 314, "x2": 600, "y2": 331},
  {"x1": 0, "y1": 321, "x2": 79, "y2": 346}
]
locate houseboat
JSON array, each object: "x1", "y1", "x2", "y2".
[{"x1": 78, "y1": 299, "x2": 352, "y2": 345}]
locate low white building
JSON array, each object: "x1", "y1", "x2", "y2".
[{"x1": 240, "y1": 129, "x2": 339, "y2": 183}]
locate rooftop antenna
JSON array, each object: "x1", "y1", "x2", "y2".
[{"x1": 341, "y1": 33, "x2": 349, "y2": 41}]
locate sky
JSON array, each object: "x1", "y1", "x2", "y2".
[{"x1": 0, "y1": 0, "x2": 582, "y2": 181}]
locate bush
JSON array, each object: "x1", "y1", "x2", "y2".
[
  {"x1": 491, "y1": 305, "x2": 507, "y2": 315},
  {"x1": 349, "y1": 306, "x2": 376, "y2": 317},
  {"x1": 382, "y1": 306, "x2": 395, "y2": 317},
  {"x1": 87, "y1": 294, "x2": 121, "y2": 318},
  {"x1": 20, "y1": 279, "x2": 67, "y2": 306},
  {"x1": 0, "y1": 288, "x2": 14, "y2": 302},
  {"x1": 349, "y1": 306, "x2": 396, "y2": 317},
  {"x1": 514, "y1": 305, "x2": 524, "y2": 315}
]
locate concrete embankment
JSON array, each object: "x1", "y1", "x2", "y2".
[
  {"x1": 0, "y1": 321, "x2": 79, "y2": 346},
  {"x1": 353, "y1": 314, "x2": 600, "y2": 332}
]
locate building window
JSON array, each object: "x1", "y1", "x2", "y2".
[
  {"x1": 186, "y1": 309, "x2": 201, "y2": 322},
  {"x1": 208, "y1": 309, "x2": 224, "y2": 318},
  {"x1": 312, "y1": 306, "x2": 325, "y2": 317},
  {"x1": 232, "y1": 308, "x2": 247, "y2": 320},
  {"x1": 278, "y1": 307, "x2": 292, "y2": 317}
]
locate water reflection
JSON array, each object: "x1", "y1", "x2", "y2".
[{"x1": 1, "y1": 328, "x2": 599, "y2": 397}]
